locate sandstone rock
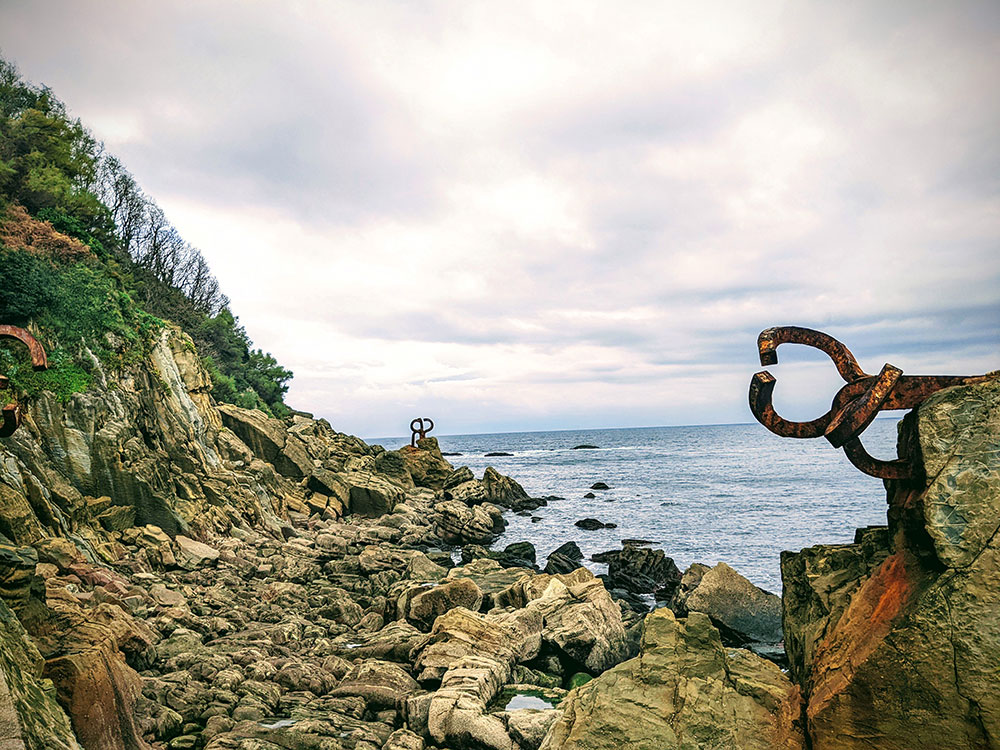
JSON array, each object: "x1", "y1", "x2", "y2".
[
  {"x1": 539, "y1": 609, "x2": 804, "y2": 750},
  {"x1": 482, "y1": 466, "x2": 529, "y2": 506},
  {"x1": 0, "y1": 598, "x2": 80, "y2": 750},
  {"x1": 443, "y1": 479, "x2": 490, "y2": 506},
  {"x1": 396, "y1": 438, "x2": 453, "y2": 491},
  {"x1": 172, "y1": 535, "x2": 220, "y2": 569},
  {"x1": 505, "y1": 708, "x2": 560, "y2": 750},
  {"x1": 433, "y1": 501, "x2": 505, "y2": 545},
  {"x1": 784, "y1": 379, "x2": 1000, "y2": 749},
  {"x1": 384, "y1": 727, "x2": 425, "y2": 750},
  {"x1": 684, "y1": 562, "x2": 782, "y2": 645},
  {"x1": 330, "y1": 659, "x2": 420, "y2": 709},
  {"x1": 407, "y1": 578, "x2": 484, "y2": 631},
  {"x1": 345, "y1": 471, "x2": 404, "y2": 517}
]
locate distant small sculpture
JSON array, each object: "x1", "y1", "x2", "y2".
[
  {"x1": 748, "y1": 326, "x2": 997, "y2": 479},
  {"x1": 0, "y1": 325, "x2": 48, "y2": 437},
  {"x1": 410, "y1": 417, "x2": 434, "y2": 447}
]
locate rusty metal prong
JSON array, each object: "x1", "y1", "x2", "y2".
[
  {"x1": 757, "y1": 326, "x2": 867, "y2": 383},
  {"x1": 0, "y1": 325, "x2": 48, "y2": 370},
  {"x1": 841, "y1": 437, "x2": 915, "y2": 480},
  {"x1": 824, "y1": 363, "x2": 902, "y2": 448},
  {"x1": 0, "y1": 404, "x2": 19, "y2": 438},
  {"x1": 749, "y1": 370, "x2": 832, "y2": 438}
]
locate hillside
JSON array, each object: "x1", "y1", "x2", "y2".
[{"x1": 0, "y1": 56, "x2": 291, "y2": 418}]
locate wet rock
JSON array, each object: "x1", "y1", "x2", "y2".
[
  {"x1": 572, "y1": 445, "x2": 599, "y2": 450},
  {"x1": 539, "y1": 609, "x2": 804, "y2": 750},
  {"x1": 484, "y1": 452, "x2": 513, "y2": 457},
  {"x1": 607, "y1": 545, "x2": 681, "y2": 600},
  {"x1": 583, "y1": 492, "x2": 596, "y2": 499},
  {"x1": 589, "y1": 483, "x2": 610, "y2": 490},
  {"x1": 574, "y1": 518, "x2": 614, "y2": 531},
  {"x1": 543, "y1": 553, "x2": 580, "y2": 575}
]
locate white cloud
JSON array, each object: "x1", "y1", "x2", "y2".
[{"x1": 1, "y1": 0, "x2": 997, "y2": 436}]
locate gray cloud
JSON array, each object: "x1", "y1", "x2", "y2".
[{"x1": 1, "y1": 0, "x2": 997, "y2": 436}]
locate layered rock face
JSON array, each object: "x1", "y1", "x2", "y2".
[
  {"x1": 1, "y1": 326, "x2": 557, "y2": 750},
  {"x1": 781, "y1": 378, "x2": 1000, "y2": 749},
  {"x1": 539, "y1": 608, "x2": 804, "y2": 750}
]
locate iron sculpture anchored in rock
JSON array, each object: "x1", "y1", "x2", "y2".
[
  {"x1": 410, "y1": 416, "x2": 434, "y2": 447},
  {"x1": 748, "y1": 325, "x2": 998, "y2": 478},
  {"x1": 0, "y1": 324, "x2": 48, "y2": 437}
]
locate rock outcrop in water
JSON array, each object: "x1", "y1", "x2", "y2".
[{"x1": 781, "y1": 377, "x2": 1000, "y2": 749}]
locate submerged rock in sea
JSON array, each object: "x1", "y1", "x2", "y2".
[
  {"x1": 539, "y1": 608, "x2": 805, "y2": 750},
  {"x1": 781, "y1": 378, "x2": 1000, "y2": 749}
]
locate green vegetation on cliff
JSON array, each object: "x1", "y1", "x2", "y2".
[{"x1": 0, "y1": 55, "x2": 291, "y2": 415}]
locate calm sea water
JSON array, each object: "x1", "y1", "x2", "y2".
[{"x1": 370, "y1": 420, "x2": 900, "y2": 593}]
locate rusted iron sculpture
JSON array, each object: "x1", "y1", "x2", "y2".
[
  {"x1": 0, "y1": 325, "x2": 48, "y2": 438},
  {"x1": 749, "y1": 326, "x2": 997, "y2": 479},
  {"x1": 410, "y1": 417, "x2": 434, "y2": 448}
]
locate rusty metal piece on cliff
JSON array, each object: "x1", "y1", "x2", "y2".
[
  {"x1": 0, "y1": 325, "x2": 49, "y2": 438},
  {"x1": 749, "y1": 326, "x2": 997, "y2": 479},
  {"x1": 410, "y1": 417, "x2": 435, "y2": 448}
]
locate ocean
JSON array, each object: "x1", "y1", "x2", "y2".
[{"x1": 370, "y1": 420, "x2": 901, "y2": 594}]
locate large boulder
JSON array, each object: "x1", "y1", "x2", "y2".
[
  {"x1": 782, "y1": 378, "x2": 1000, "y2": 749},
  {"x1": 538, "y1": 609, "x2": 805, "y2": 750},
  {"x1": 683, "y1": 562, "x2": 782, "y2": 645},
  {"x1": 406, "y1": 578, "x2": 484, "y2": 631},
  {"x1": 433, "y1": 500, "x2": 505, "y2": 545},
  {"x1": 606, "y1": 545, "x2": 681, "y2": 599},
  {"x1": 397, "y1": 438, "x2": 453, "y2": 491},
  {"x1": 329, "y1": 659, "x2": 420, "y2": 710},
  {"x1": 482, "y1": 466, "x2": 530, "y2": 506},
  {"x1": 499, "y1": 568, "x2": 628, "y2": 673},
  {"x1": 217, "y1": 402, "x2": 312, "y2": 478}
]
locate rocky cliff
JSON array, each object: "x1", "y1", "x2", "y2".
[
  {"x1": 1, "y1": 325, "x2": 995, "y2": 750},
  {"x1": 781, "y1": 377, "x2": 1000, "y2": 749}
]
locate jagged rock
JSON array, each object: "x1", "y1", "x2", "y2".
[
  {"x1": 217, "y1": 402, "x2": 313, "y2": 478},
  {"x1": 338, "y1": 621, "x2": 430, "y2": 663},
  {"x1": 329, "y1": 659, "x2": 421, "y2": 709},
  {"x1": 539, "y1": 608, "x2": 804, "y2": 750},
  {"x1": 505, "y1": 708, "x2": 560, "y2": 750},
  {"x1": 344, "y1": 471, "x2": 404, "y2": 517},
  {"x1": 172, "y1": 535, "x2": 220, "y2": 569},
  {"x1": 543, "y1": 553, "x2": 580, "y2": 575},
  {"x1": 607, "y1": 545, "x2": 681, "y2": 600},
  {"x1": 412, "y1": 606, "x2": 542, "y2": 684},
  {"x1": 498, "y1": 568, "x2": 627, "y2": 673},
  {"x1": 444, "y1": 466, "x2": 474, "y2": 490},
  {"x1": 683, "y1": 562, "x2": 782, "y2": 645},
  {"x1": 779, "y1": 527, "x2": 888, "y2": 684},
  {"x1": 396, "y1": 438, "x2": 453, "y2": 490},
  {"x1": 444, "y1": 479, "x2": 490, "y2": 506},
  {"x1": 406, "y1": 578, "x2": 484, "y2": 631},
  {"x1": 433, "y1": 501, "x2": 505, "y2": 545},
  {"x1": 0, "y1": 598, "x2": 80, "y2": 750},
  {"x1": 482, "y1": 466, "x2": 529, "y2": 506},
  {"x1": 783, "y1": 379, "x2": 1000, "y2": 749}
]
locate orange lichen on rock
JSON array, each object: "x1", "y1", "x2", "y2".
[
  {"x1": 0, "y1": 204, "x2": 93, "y2": 260},
  {"x1": 805, "y1": 549, "x2": 929, "y2": 719}
]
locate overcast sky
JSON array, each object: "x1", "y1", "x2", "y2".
[{"x1": 2, "y1": 1, "x2": 998, "y2": 437}]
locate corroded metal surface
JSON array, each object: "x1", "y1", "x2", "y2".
[
  {"x1": 749, "y1": 326, "x2": 997, "y2": 479},
  {"x1": 410, "y1": 417, "x2": 434, "y2": 448},
  {"x1": 0, "y1": 325, "x2": 48, "y2": 438}
]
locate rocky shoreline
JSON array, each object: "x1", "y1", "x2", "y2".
[{"x1": 1, "y1": 328, "x2": 997, "y2": 749}]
